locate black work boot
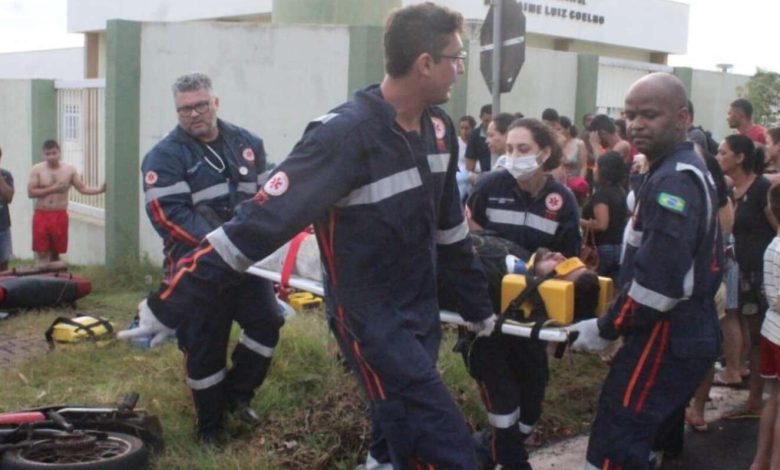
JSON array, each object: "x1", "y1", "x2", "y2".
[
  {"x1": 198, "y1": 426, "x2": 228, "y2": 449},
  {"x1": 228, "y1": 401, "x2": 262, "y2": 427}
]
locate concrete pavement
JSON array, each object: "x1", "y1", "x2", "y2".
[{"x1": 529, "y1": 386, "x2": 756, "y2": 469}]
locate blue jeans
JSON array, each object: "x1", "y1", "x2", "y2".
[
  {"x1": 597, "y1": 244, "x2": 621, "y2": 284},
  {"x1": 0, "y1": 229, "x2": 12, "y2": 264}
]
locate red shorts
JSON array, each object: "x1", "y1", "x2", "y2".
[
  {"x1": 32, "y1": 210, "x2": 68, "y2": 254},
  {"x1": 760, "y1": 337, "x2": 780, "y2": 379}
]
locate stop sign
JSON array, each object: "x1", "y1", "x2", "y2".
[{"x1": 480, "y1": 0, "x2": 526, "y2": 93}]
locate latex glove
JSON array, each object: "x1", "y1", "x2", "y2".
[
  {"x1": 567, "y1": 318, "x2": 611, "y2": 353},
  {"x1": 116, "y1": 299, "x2": 175, "y2": 348},
  {"x1": 276, "y1": 295, "x2": 296, "y2": 319},
  {"x1": 467, "y1": 314, "x2": 497, "y2": 338}
]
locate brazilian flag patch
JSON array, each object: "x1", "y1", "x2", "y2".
[{"x1": 657, "y1": 192, "x2": 686, "y2": 213}]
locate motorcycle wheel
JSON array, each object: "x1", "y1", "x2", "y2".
[{"x1": 1, "y1": 431, "x2": 148, "y2": 470}]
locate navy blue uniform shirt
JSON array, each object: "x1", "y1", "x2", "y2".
[{"x1": 467, "y1": 170, "x2": 581, "y2": 257}]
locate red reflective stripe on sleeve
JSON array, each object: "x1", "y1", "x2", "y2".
[
  {"x1": 634, "y1": 321, "x2": 670, "y2": 412},
  {"x1": 622, "y1": 321, "x2": 663, "y2": 409},
  {"x1": 149, "y1": 200, "x2": 199, "y2": 247},
  {"x1": 160, "y1": 245, "x2": 214, "y2": 301}
]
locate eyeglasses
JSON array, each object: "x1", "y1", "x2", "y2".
[
  {"x1": 438, "y1": 51, "x2": 468, "y2": 63},
  {"x1": 176, "y1": 100, "x2": 211, "y2": 116}
]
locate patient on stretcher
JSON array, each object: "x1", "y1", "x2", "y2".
[
  {"x1": 439, "y1": 233, "x2": 608, "y2": 326},
  {"x1": 504, "y1": 246, "x2": 610, "y2": 325},
  {"x1": 257, "y1": 231, "x2": 610, "y2": 326}
]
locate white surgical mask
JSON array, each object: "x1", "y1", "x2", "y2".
[
  {"x1": 493, "y1": 155, "x2": 509, "y2": 170},
  {"x1": 504, "y1": 153, "x2": 540, "y2": 180}
]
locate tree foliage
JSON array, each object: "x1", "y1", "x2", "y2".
[{"x1": 737, "y1": 68, "x2": 780, "y2": 127}]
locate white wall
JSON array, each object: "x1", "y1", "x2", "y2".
[
  {"x1": 408, "y1": 0, "x2": 689, "y2": 54},
  {"x1": 67, "y1": 207, "x2": 105, "y2": 265},
  {"x1": 0, "y1": 81, "x2": 34, "y2": 261},
  {"x1": 465, "y1": 45, "x2": 579, "y2": 120},
  {"x1": 691, "y1": 70, "x2": 751, "y2": 142},
  {"x1": 69, "y1": 0, "x2": 272, "y2": 33},
  {"x1": 137, "y1": 21, "x2": 350, "y2": 263},
  {"x1": 0, "y1": 48, "x2": 84, "y2": 80},
  {"x1": 69, "y1": 0, "x2": 688, "y2": 56}
]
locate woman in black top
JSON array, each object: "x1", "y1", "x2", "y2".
[
  {"x1": 718, "y1": 134, "x2": 777, "y2": 414},
  {"x1": 580, "y1": 151, "x2": 628, "y2": 284}
]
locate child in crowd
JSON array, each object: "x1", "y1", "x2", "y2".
[{"x1": 751, "y1": 183, "x2": 780, "y2": 470}]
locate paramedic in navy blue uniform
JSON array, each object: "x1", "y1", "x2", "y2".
[
  {"x1": 465, "y1": 117, "x2": 581, "y2": 469},
  {"x1": 137, "y1": 73, "x2": 282, "y2": 444},
  {"x1": 568, "y1": 73, "x2": 722, "y2": 470},
  {"x1": 120, "y1": 5, "x2": 495, "y2": 468}
]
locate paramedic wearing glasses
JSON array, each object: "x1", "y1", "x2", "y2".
[
  {"x1": 464, "y1": 118, "x2": 583, "y2": 469},
  {"x1": 121, "y1": 5, "x2": 497, "y2": 468},
  {"x1": 135, "y1": 73, "x2": 282, "y2": 444},
  {"x1": 568, "y1": 73, "x2": 722, "y2": 470}
]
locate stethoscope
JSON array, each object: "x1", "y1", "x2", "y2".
[{"x1": 203, "y1": 143, "x2": 249, "y2": 176}]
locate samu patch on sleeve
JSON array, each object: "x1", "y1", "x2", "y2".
[{"x1": 657, "y1": 192, "x2": 686, "y2": 214}]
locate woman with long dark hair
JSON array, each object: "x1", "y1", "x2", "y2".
[
  {"x1": 580, "y1": 151, "x2": 628, "y2": 283},
  {"x1": 717, "y1": 133, "x2": 777, "y2": 414}
]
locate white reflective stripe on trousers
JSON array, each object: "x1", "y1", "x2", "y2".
[
  {"x1": 238, "y1": 332, "x2": 274, "y2": 358},
  {"x1": 186, "y1": 368, "x2": 226, "y2": 390},
  {"x1": 518, "y1": 421, "x2": 535, "y2": 435},
  {"x1": 488, "y1": 408, "x2": 520, "y2": 428}
]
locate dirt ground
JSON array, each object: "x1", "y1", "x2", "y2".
[{"x1": 0, "y1": 331, "x2": 47, "y2": 369}]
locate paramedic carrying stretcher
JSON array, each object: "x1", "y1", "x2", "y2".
[{"x1": 119, "y1": 4, "x2": 499, "y2": 468}]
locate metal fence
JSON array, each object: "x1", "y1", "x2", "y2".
[{"x1": 55, "y1": 79, "x2": 105, "y2": 214}]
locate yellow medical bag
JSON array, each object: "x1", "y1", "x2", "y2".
[
  {"x1": 288, "y1": 292, "x2": 323, "y2": 312},
  {"x1": 500, "y1": 274, "x2": 614, "y2": 325},
  {"x1": 45, "y1": 315, "x2": 115, "y2": 348}
]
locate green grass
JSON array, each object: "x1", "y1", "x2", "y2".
[{"x1": 0, "y1": 263, "x2": 608, "y2": 468}]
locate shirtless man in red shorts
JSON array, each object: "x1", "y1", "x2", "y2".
[{"x1": 27, "y1": 139, "x2": 105, "y2": 268}]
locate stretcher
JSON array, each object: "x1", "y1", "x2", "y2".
[{"x1": 246, "y1": 265, "x2": 597, "y2": 343}]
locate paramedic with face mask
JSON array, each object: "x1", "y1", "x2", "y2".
[{"x1": 464, "y1": 118, "x2": 582, "y2": 469}]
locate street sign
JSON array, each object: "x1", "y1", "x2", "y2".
[{"x1": 480, "y1": 0, "x2": 526, "y2": 94}]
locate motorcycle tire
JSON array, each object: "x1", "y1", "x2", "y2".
[{"x1": 1, "y1": 431, "x2": 148, "y2": 470}]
